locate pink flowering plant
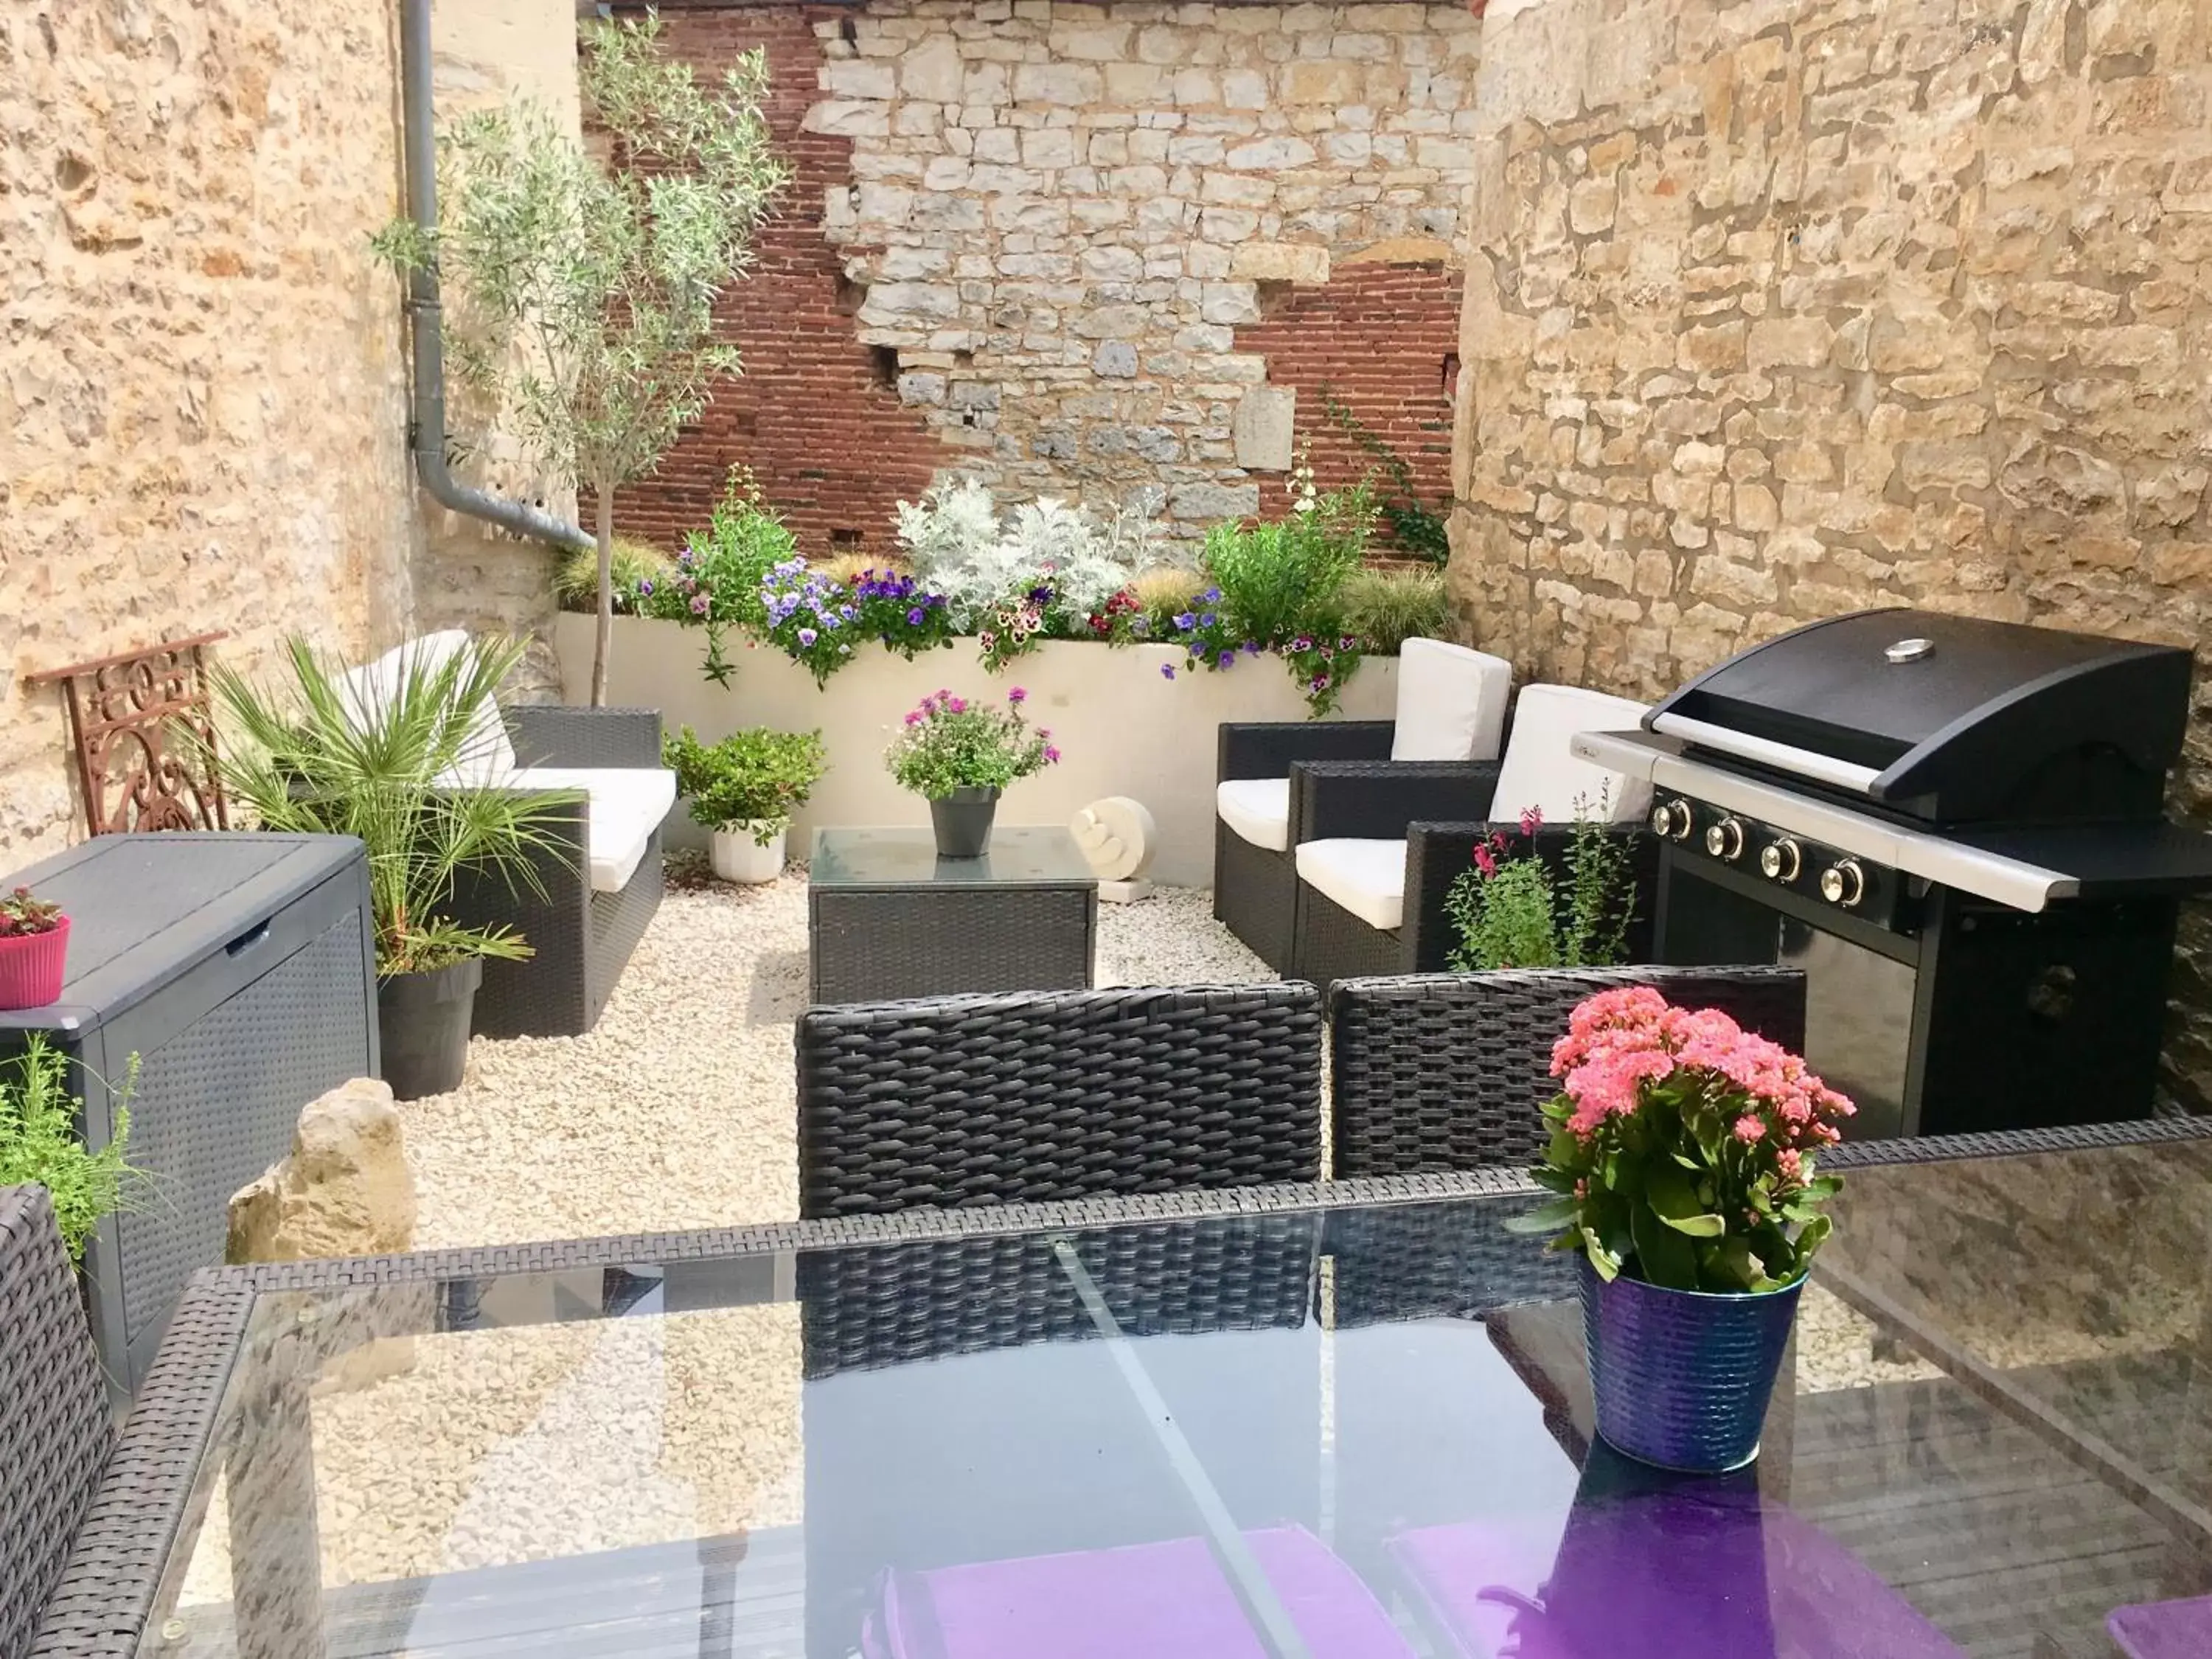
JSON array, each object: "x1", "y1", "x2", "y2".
[
  {"x1": 1508, "y1": 987, "x2": 1854, "y2": 1293},
  {"x1": 884, "y1": 689, "x2": 1060, "y2": 799}
]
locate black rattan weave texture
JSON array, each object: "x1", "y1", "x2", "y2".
[
  {"x1": 457, "y1": 707, "x2": 666, "y2": 1038},
  {"x1": 1327, "y1": 966, "x2": 1809, "y2": 1178},
  {"x1": 796, "y1": 984, "x2": 1324, "y2": 1217},
  {"x1": 809, "y1": 886, "x2": 1094, "y2": 1004},
  {"x1": 0, "y1": 1189, "x2": 114, "y2": 1659}
]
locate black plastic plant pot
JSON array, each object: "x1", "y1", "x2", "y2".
[
  {"x1": 378, "y1": 957, "x2": 483, "y2": 1100},
  {"x1": 929, "y1": 786, "x2": 1001, "y2": 859}
]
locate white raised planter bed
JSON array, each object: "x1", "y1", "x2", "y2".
[{"x1": 555, "y1": 614, "x2": 1397, "y2": 888}]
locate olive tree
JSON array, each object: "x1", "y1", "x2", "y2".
[{"x1": 378, "y1": 13, "x2": 785, "y2": 703}]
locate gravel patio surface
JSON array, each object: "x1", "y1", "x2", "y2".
[{"x1": 399, "y1": 868, "x2": 1270, "y2": 1250}]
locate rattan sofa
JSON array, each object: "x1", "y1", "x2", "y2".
[
  {"x1": 1213, "y1": 639, "x2": 1512, "y2": 973},
  {"x1": 448, "y1": 703, "x2": 668, "y2": 1038},
  {"x1": 1326, "y1": 965, "x2": 1809, "y2": 1177},
  {"x1": 794, "y1": 983, "x2": 1324, "y2": 1217}
]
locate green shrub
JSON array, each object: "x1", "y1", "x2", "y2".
[
  {"x1": 556, "y1": 538, "x2": 672, "y2": 616},
  {"x1": 1202, "y1": 476, "x2": 1371, "y2": 648},
  {"x1": 653, "y1": 472, "x2": 797, "y2": 684},
  {"x1": 1343, "y1": 566, "x2": 1450, "y2": 654},
  {"x1": 1444, "y1": 799, "x2": 1637, "y2": 973},
  {"x1": 663, "y1": 725, "x2": 827, "y2": 842},
  {"x1": 0, "y1": 1039, "x2": 138, "y2": 1263}
]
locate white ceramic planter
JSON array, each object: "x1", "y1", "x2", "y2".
[
  {"x1": 709, "y1": 823, "x2": 787, "y2": 884},
  {"x1": 556, "y1": 615, "x2": 1397, "y2": 888}
]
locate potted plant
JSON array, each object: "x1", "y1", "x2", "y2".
[
  {"x1": 884, "y1": 688, "x2": 1060, "y2": 858},
  {"x1": 0, "y1": 1037, "x2": 138, "y2": 1264},
  {"x1": 205, "y1": 636, "x2": 574, "y2": 1100},
  {"x1": 663, "y1": 725, "x2": 827, "y2": 883},
  {"x1": 1510, "y1": 986, "x2": 1854, "y2": 1472},
  {"x1": 0, "y1": 888, "x2": 69, "y2": 1012}
]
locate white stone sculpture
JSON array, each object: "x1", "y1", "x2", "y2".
[{"x1": 1071, "y1": 796, "x2": 1157, "y2": 902}]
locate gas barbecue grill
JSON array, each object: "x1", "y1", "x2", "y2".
[{"x1": 1571, "y1": 608, "x2": 2212, "y2": 1139}]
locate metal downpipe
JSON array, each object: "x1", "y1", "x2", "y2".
[{"x1": 397, "y1": 0, "x2": 593, "y2": 553}]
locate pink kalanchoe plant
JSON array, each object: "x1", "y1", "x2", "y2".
[{"x1": 1509, "y1": 986, "x2": 1854, "y2": 1293}]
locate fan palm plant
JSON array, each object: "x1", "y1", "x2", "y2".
[{"x1": 205, "y1": 636, "x2": 574, "y2": 975}]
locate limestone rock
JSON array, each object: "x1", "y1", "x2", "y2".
[{"x1": 229, "y1": 1078, "x2": 418, "y2": 1265}]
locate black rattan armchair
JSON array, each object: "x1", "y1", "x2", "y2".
[
  {"x1": 795, "y1": 983, "x2": 1324, "y2": 1217},
  {"x1": 448, "y1": 705, "x2": 668, "y2": 1038},
  {"x1": 0, "y1": 1188, "x2": 114, "y2": 1659},
  {"x1": 1327, "y1": 965, "x2": 1808, "y2": 1177}
]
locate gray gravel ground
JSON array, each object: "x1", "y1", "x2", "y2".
[{"x1": 400, "y1": 869, "x2": 1268, "y2": 1249}]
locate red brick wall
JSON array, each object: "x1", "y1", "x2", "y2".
[
  {"x1": 604, "y1": 5, "x2": 942, "y2": 559},
  {"x1": 1234, "y1": 261, "x2": 1464, "y2": 546}
]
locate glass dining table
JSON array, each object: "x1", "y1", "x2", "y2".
[{"x1": 52, "y1": 1120, "x2": 2212, "y2": 1659}]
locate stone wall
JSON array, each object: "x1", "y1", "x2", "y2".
[
  {"x1": 0, "y1": 0, "x2": 579, "y2": 863},
  {"x1": 612, "y1": 0, "x2": 1479, "y2": 557},
  {"x1": 1447, "y1": 0, "x2": 2212, "y2": 1105}
]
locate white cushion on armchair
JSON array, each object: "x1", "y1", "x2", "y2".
[
  {"x1": 507, "y1": 766, "x2": 676, "y2": 894},
  {"x1": 1390, "y1": 639, "x2": 1513, "y2": 762},
  {"x1": 1215, "y1": 777, "x2": 1291, "y2": 852},
  {"x1": 1294, "y1": 838, "x2": 1408, "y2": 931},
  {"x1": 1489, "y1": 685, "x2": 1654, "y2": 825}
]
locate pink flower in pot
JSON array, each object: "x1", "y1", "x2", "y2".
[{"x1": 0, "y1": 886, "x2": 70, "y2": 1011}]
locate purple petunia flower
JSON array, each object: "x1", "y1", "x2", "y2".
[
  {"x1": 1044, "y1": 745, "x2": 1060, "y2": 763},
  {"x1": 904, "y1": 711, "x2": 922, "y2": 726},
  {"x1": 1243, "y1": 639, "x2": 1262, "y2": 655},
  {"x1": 689, "y1": 593, "x2": 711, "y2": 616},
  {"x1": 907, "y1": 607, "x2": 925, "y2": 625},
  {"x1": 1203, "y1": 586, "x2": 1222, "y2": 603},
  {"x1": 1217, "y1": 649, "x2": 1236, "y2": 669},
  {"x1": 638, "y1": 578, "x2": 655, "y2": 597},
  {"x1": 1161, "y1": 663, "x2": 1176, "y2": 681},
  {"x1": 948, "y1": 696, "x2": 968, "y2": 714},
  {"x1": 1200, "y1": 613, "x2": 1217, "y2": 628},
  {"x1": 1172, "y1": 612, "x2": 1197, "y2": 631},
  {"x1": 797, "y1": 627, "x2": 818, "y2": 646},
  {"x1": 1007, "y1": 687, "x2": 1027, "y2": 704}
]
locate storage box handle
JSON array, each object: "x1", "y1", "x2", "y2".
[{"x1": 225, "y1": 920, "x2": 271, "y2": 958}]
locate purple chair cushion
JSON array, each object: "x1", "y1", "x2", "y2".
[
  {"x1": 2108, "y1": 1595, "x2": 2212, "y2": 1659},
  {"x1": 1388, "y1": 1492, "x2": 1965, "y2": 1659},
  {"x1": 863, "y1": 1523, "x2": 1414, "y2": 1659}
]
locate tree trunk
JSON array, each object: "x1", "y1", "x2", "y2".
[{"x1": 591, "y1": 485, "x2": 615, "y2": 708}]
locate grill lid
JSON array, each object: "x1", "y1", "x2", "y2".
[{"x1": 1646, "y1": 609, "x2": 2193, "y2": 823}]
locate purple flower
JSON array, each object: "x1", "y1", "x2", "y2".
[
  {"x1": 1172, "y1": 611, "x2": 1197, "y2": 631},
  {"x1": 1161, "y1": 663, "x2": 1177, "y2": 681},
  {"x1": 948, "y1": 696, "x2": 968, "y2": 714},
  {"x1": 638, "y1": 578, "x2": 655, "y2": 597},
  {"x1": 1203, "y1": 586, "x2": 1222, "y2": 603},
  {"x1": 1037, "y1": 726, "x2": 1051, "y2": 740},
  {"x1": 907, "y1": 607, "x2": 925, "y2": 625},
  {"x1": 689, "y1": 593, "x2": 711, "y2": 616},
  {"x1": 1200, "y1": 612, "x2": 1217, "y2": 628},
  {"x1": 1242, "y1": 639, "x2": 1261, "y2": 655},
  {"x1": 1312, "y1": 674, "x2": 1332, "y2": 692},
  {"x1": 678, "y1": 549, "x2": 695, "y2": 568},
  {"x1": 904, "y1": 711, "x2": 922, "y2": 726},
  {"x1": 1007, "y1": 687, "x2": 1027, "y2": 705},
  {"x1": 1292, "y1": 635, "x2": 1313, "y2": 653},
  {"x1": 839, "y1": 605, "x2": 857, "y2": 622},
  {"x1": 1217, "y1": 649, "x2": 1237, "y2": 669},
  {"x1": 1043, "y1": 745, "x2": 1061, "y2": 764},
  {"x1": 797, "y1": 627, "x2": 818, "y2": 646},
  {"x1": 1131, "y1": 616, "x2": 1151, "y2": 637}
]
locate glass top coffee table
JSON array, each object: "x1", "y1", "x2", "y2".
[{"x1": 807, "y1": 826, "x2": 1098, "y2": 1004}]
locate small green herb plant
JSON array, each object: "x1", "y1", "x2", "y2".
[
  {"x1": 0, "y1": 1039, "x2": 139, "y2": 1263},
  {"x1": 1444, "y1": 796, "x2": 1637, "y2": 972},
  {"x1": 663, "y1": 726, "x2": 829, "y2": 845},
  {"x1": 884, "y1": 689, "x2": 1058, "y2": 799}
]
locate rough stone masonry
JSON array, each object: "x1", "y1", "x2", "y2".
[
  {"x1": 1447, "y1": 0, "x2": 2212, "y2": 1106},
  {"x1": 615, "y1": 0, "x2": 1481, "y2": 557}
]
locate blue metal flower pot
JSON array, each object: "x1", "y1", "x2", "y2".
[{"x1": 1579, "y1": 1254, "x2": 1802, "y2": 1473}]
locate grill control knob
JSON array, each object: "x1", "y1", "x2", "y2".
[
  {"x1": 1703, "y1": 817, "x2": 1747, "y2": 861},
  {"x1": 1759, "y1": 838, "x2": 1803, "y2": 883},
  {"x1": 1649, "y1": 799, "x2": 1694, "y2": 841},
  {"x1": 1820, "y1": 859, "x2": 1866, "y2": 908}
]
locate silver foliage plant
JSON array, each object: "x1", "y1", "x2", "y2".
[
  {"x1": 895, "y1": 476, "x2": 1169, "y2": 627},
  {"x1": 374, "y1": 14, "x2": 787, "y2": 707}
]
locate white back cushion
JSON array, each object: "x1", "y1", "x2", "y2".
[
  {"x1": 340, "y1": 631, "x2": 519, "y2": 785},
  {"x1": 1390, "y1": 639, "x2": 1513, "y2": 762},
  {"x1": 1489, "y1": 684, "x2": 1653, "y2": 824}
]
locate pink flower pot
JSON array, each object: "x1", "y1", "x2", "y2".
[{"x1": 0, "y1": 917, "x2": 69, "y2": 1011}]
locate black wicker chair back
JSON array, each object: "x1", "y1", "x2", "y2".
[
  {"x1": 1328, "y1": 966, "x2": 1808, "y2": 1178},
  {"x1": 0, "y1": 1188, "x2": 112, "y2": 1659},
  {"x1": 796, "y1": 983, "x2": 1324, "y2": 1217}
]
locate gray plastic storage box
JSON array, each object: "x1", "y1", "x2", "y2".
[{"x1": 0, "y1": 834, "x2": 378, "y2": 1397}]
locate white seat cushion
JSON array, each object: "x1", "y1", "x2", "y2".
[
  {"x1": 1491, "y1": 685, "x2": 1655, "y2": 826},
  {"x1": 1295, "y1": 838, "x2": 1407, "y2": 932},
  {"x1": 1391, "y1": 639, "x2": 1513, "y2": 762},
  {"x1": 508, "y1": 766, "x2": 676, "y2": 894},
  {"x1": 1215, "y1": 777, "x2": 1291, "y2": 852},
  {"x1": 341, "y1": 630, "x2": 521, "y2": 786}
]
